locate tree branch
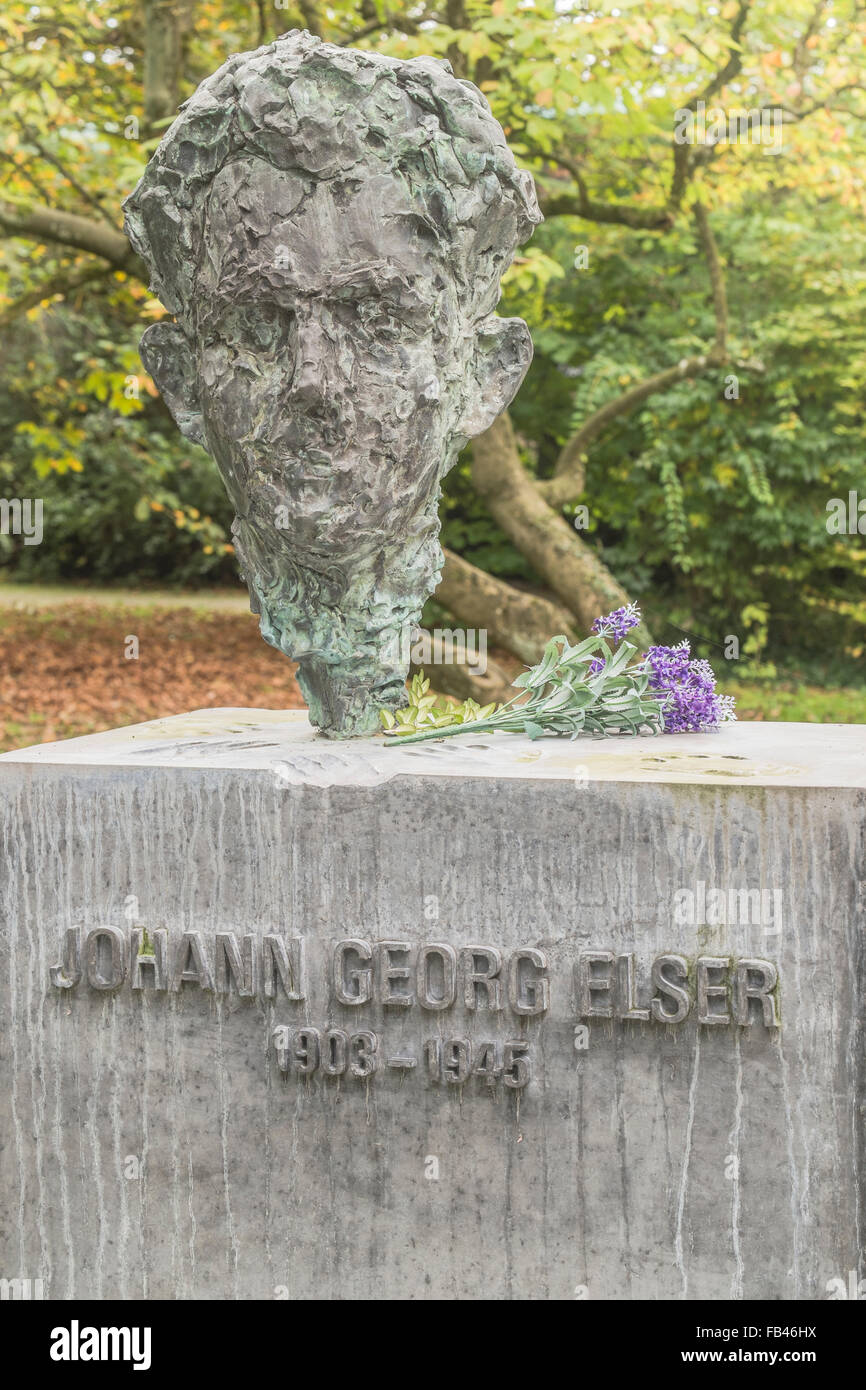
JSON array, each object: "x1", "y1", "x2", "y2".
[
  {"x1": 143, "y1": 0, "x2": 183, "y2": 132},
  {"x1": 13, "y1": 117, "x2": 115, "y2": 225},
  {"x1": 539, "y1": 202, "x2": 733, "y2": 507},
  {"x1": 793, "y1": 1, "x2": 832, "y2": 80},
  {"x1": 539, "y1": 2, "x2": 754, "y2": 230},
  {"x1": 437, "y1": 548, "x2": 578, "y2": 663},
  {"x1": 693, "y1": 200, "x2": 727, "y2": 353},
  {"x1": 537, "y1": 164, "x2": 674, "y2": 229},
  {"x1": 0, "y1": 198, "x2": 145, "y2": 274},
  {"x1": 0, "y1": 151, "x2": 56, "y2": 206},
  {"x1": 0, "y1": 260, "x2": 111, "y2": 326},
  {"x1": 297, "y1": 1, "x2": 326, "y2": 38},
  {"x1": 255, "y1": 0, "x2": 269, "y2": 47},
  {"x1": 540, "y1": 358, "x2": 716, "y2": 507},
  {"x1": 469, "y1": 413, "x2": 651, "y2": 641},
  {"x1": 776, "y1": 83, "x2": 866, "y2": 122},
  {"x1": 669, "y1": 0, "x2": 753, "y2": 211}
]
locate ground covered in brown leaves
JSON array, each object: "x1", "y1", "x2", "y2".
[{"x1": 0, "y1": 604, "x2": 304, "y2": 753}]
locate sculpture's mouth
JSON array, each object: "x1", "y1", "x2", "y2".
[
  {"x1": 294, "y1": 449, "x2": 335, "y2": 481},
  {"x1": 247, "y1": 445, "x2": 344, "y2": 487},
  {"x1": 249, "y1": 440, "x2": 424, "y2": 494}
]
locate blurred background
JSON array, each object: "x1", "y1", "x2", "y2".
[{"x1": 1, "y1": 0, "x2": 864, "y2": 750}]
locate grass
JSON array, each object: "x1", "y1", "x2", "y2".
[{"x1": 717, "y1": 677, "x2": 866, "y2": 723}]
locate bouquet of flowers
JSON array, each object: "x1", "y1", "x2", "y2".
[{"x1": 380, "y1": 604, "x2": 735, "y2": 746}]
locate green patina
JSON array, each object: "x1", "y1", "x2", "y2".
[{"x1": 123, "y1": 30, "x2": 540, "y2": 737}]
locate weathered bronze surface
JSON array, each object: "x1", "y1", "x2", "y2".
[{"x1": 124, "y1": 30, "x2": 540, "y2": 735}]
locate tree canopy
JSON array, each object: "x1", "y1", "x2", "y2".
[{"x1": 1, "y1": 0, "x2": 864, "y2": 683}]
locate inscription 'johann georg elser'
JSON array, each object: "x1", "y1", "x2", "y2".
[
  {"x1": 48, "y1": 929, "x2": 779, "y2": 1028},
  {"x1": 48, "y1": 930, "x2": 550, "y2": 1015}
]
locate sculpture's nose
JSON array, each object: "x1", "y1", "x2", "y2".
[{"x1": 287, "y1": 310, "x2": 333, "y2": 409}]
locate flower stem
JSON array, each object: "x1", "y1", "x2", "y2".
[{"x1": 384, "y1": 717, "x2": 501, "y2": 747}]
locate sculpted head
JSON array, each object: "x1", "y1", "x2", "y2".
[{"x1": 124, "y1": 30, "x2": 541, "y2": 735}]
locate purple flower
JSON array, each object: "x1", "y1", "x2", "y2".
[
  {"x1": 588, "y1": 655, "x2": 605, "y2": 676},
  {"x1": 642, "y1": 640, "x2": 736, "y2": 733},
  {"x1": 592, "y1": 602, "x2": 641, "y2": 644}
]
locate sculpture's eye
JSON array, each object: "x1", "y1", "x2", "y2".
[
  {"x1": 355, "y1": 301, "x2": 401, "y2": 340},
  {"x1": 205, "y1": 302, "x2": 296, "y2": 353}
]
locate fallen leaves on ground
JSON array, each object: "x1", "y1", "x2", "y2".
[{"x1": 0, "y1": 605, "x2": 304, "y2": 752}]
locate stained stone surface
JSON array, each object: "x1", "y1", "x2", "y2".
[
  {"x1": 123, "y1": 31, "x2": 541, "y2": 737},
  {"x1": 0, "y1": 714, "x2": 863, "y2": 1300}
]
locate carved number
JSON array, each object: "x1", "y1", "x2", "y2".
[
  {"x1": 349, "y1": 1030, "x2": 379, "y2": 1078},
  {"x1": 272, "y1": 1027, "x2": 377, "y2": 1078},
  {"x1": 502, "y1": 1040, "x2": 530, "y2": 1088},
  {"x1": 444, "y1": 1039, "x2": 471, "y2": 1084},
  {"x1": 424, "y1": 1039, "x2": 530, "y2": 1089},
  {"x1": 293, "y1": 1028, "x2": 320, "y2": 1075},
  {"x1": 321, "y1": 1028, "x2": 348, "y2": 1076}
]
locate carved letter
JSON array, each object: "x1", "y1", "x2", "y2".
[
  {"x1": 507, "y1": 948, "x2": 550, "y2": 1016},
  {"x1": 697, "y1": 956, "x2": 730, "y2": 1025},
  {"x1": 50, "y1": 927, "x2": 82, "y2": 989},
  {"x1": 416, "y1": 943, "x2": 457, "y2": 1011},
  {"x1": 461, "y1": 946, "x2": 503, "y2": 1011},
  {"x1": 650, "y1": 954, "x2": 690, "y2": 1024},
  {"x1": 84, "y1": 926, "x2": 127, "y2": 991},
  {"x1": 171, "y1": 931, "x2": 215, "y2": 992},
  {"x1": 130, "y1": 928, "x2": 168, "y2": 991},
  {"x1": 215, "y1": 932, "x2": 258, "y2": 997},
  {"x1": 577, "y1": 950, "x2": 614, "y2": 1018},
  {"x1": 333, "y1": 939, "x2": 371, "y2": 1005},
  {"x1": 378, "y1": 941, "x2": 414, "y2": 1007},
  {"x1": 733, "y1": 958, "x2": 778, "y2": 1027},
  {"x1": 616, "y1": 953, "x2": 650, "y2": 1021},
  {"x1": 262, "y1": 935, "x2": 305, "y2": 1000}
]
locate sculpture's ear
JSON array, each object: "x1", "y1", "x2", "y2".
[
  {"x1": 139, "y1": 321, "x2": 206, "y2": 446},
  {"x1": 457, "y1": 316, "x2": 534, "y2": 438}
]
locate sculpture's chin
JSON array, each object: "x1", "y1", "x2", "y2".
[
  {"x1": 297, "y1": 660, "x2": 406, "y2": 739},
  {"x1": 232, "y1": 492, "x2": 448, "y2": 738}
]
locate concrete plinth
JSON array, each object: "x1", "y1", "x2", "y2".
[{"x1": 1, "y1": 710, "x2": 863, "y2": 1300}]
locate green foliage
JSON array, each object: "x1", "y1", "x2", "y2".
[
  {"x1": 1, "y1": 0, "x2": 865, "y2": 680},
  {"x1": 717, "y1": 676, "x2": 866, "y2": 724},
  {"x1": 0, "y1": 299, "x2": 234, "y2": 583},
  {"x1": 488, "y1": 200, "x2": 866, "y2": 673},
  {"x1": 380, "y1": 671, "x2": 498, "y2": 734},
  {"x1": 383, "y1": 634, "x2": 666, "y2": 745}
]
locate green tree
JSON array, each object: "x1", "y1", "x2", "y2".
[{"x1": 1, "y1": 1, "x2": 864, "y2": 682}]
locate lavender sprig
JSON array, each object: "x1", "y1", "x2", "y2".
[
  {"x1": 592, "y1": 602, "x2": 642, "y2": 644},
  {"x1": 382, "y1": 630, "x2": 667, "y2": 745},
  {"x1": 640, "y1": 640, "x2": 736, "y2": 733},
  {"x1": 380, "y1": 605, "x2": 736, "y2": 745}
]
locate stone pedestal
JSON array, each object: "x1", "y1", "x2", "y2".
[{"x1": 1, "y1": 711, "x2": 863, "y2": 1300}]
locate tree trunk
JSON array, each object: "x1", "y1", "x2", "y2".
[
  {"x1": 143, "y1": 0, "x2": 187, "y2": 133},
  {"x1": 469, "y1": 414, "x2": 651, "y2": 644},
  {"x1": 437, "y1": 549, "x2": 577, "y2": 664},
  {"x1": 410, "y1": 647, "x2": 514, "y2": 708}
]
